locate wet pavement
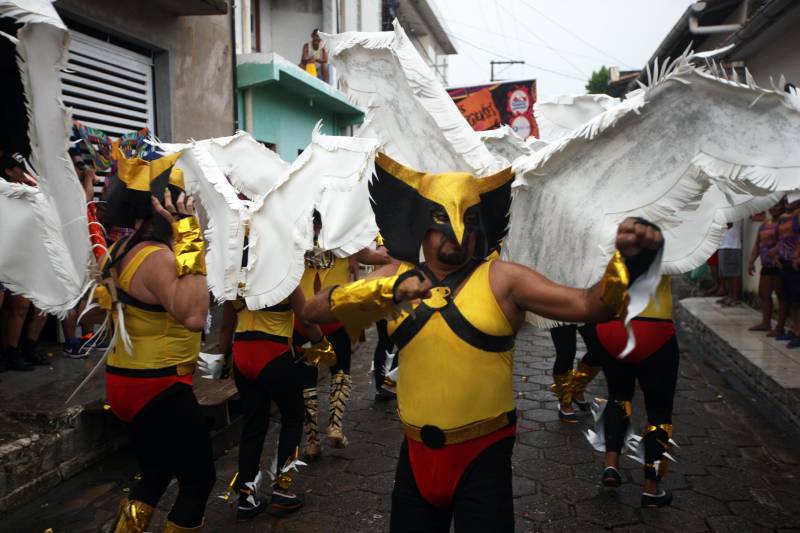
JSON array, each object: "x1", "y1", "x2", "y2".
[{"x1": 4, "y1": 324, "x2": 800, "y2": 532}]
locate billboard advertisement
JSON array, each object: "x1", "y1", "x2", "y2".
[{"x1": 447, "y1": 79, "x2": 539, "y2": 139}]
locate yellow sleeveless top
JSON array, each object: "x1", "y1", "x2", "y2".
[
  {"x1": 299, "y1": 257, "x2": 350, "y2": 298},
  {"x1": 107, "y1": 245, "x2": 201, "y2": 373},
  {"x1": 235, "y1": 299, "x2": 294, "y2": 339},
  {"x1": 387, "y1": 260, "x2": 515, "y2": 429},
  {"x1": 638, "y1": 276, "x2": 673, "y2": 320}
]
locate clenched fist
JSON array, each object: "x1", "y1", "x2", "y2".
[
  {"x1": 615, "y1": 218, "x2": 663, "y2": 258},
  {"x1": 394, "y1": 273, "x2": 433, "y2": 303}
]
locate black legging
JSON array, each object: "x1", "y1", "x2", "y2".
[
  {"x1": 372, "y1": 319, "x2": 396, "y2": 392},
  {"x1": 602, "y1": 334, "x2": 680, "y2": 454},
  {"x1": 390, "y1": 437, "x2": 515, "y2": 533},
  {"x1": 296, "y1": 327, "x2": 352, "y2": 388},
  {"x1": 549, "y1": 324, "x2": 603, "y2": 375},
  {"x1": 234, "y1": 351, "x2": 304, "y2": 487},
  {"x1": 128, "y1": 383, "x2": 215, "y2": 528}
]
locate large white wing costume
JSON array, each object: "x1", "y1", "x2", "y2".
[
  {"x1": 0, "y1": 1, "x2": 92, "y2": 316},
  {"x1": 170, "y1": 125, "x2": 379, "y2": 310},
  {"x1": 323, "y1": 20, "x2": 501, "y2": 176},
  {"x1": 510, "y1": 54, "x2": 800, "y2": 301}
]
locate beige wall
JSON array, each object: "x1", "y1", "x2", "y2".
[{"x1": 55, "y1": 0, "x2": 235, "y2": 142}]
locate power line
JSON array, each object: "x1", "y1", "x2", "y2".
[
  {"x1": 445, "y1": 18, "x2": 614, "y2": 65},
  {"x1": 496, "y1": 1, "x2": 587, "y2": 79},
  {"x1": 517, "y1": 0, "x2": 636, "y2": 69},
  {"x1": 445, "y1": 30, "x2": 587, "y2": 82}
]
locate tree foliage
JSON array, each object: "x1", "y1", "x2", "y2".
[{"x1": 586, "y1": 66, "x2": 611, "y2": 95}]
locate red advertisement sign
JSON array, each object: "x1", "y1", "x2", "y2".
[{"x1": 448, "y1": 79, "x2": 539, "y2": 139}]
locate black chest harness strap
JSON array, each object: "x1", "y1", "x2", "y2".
[
  {"x1": 389, "y1": 260, "x2": 515, "y2": 352},
  {"x1": 102, "y1": 239, "x2": 167, "y2": 313}
]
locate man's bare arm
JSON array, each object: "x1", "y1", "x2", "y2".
[
  {"x1": 136, "y1": 250, "x2": 209, "y2": 332},
  {"x1": 351, "y1": 246, "x2": 393, "y2": 266},
  {"x1": 495, "y1": 217, "x2": 663, "y2": 328},
  {"x1": 289, "y1": 286, "x2": 324, "y2": 341}
]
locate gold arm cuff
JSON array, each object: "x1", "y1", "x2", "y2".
[
  {"x1": 329, "y1": 275, "x2": 401, "y2": 333},
  {"x1": 599, "y1": 251, "x2": 630, "y2": 319},
  {"x1": 172, "y1": 217, "x2": 206, "y2": 277},
  {"x1": 304, "y1": 337, "x2": 337, "y2": 367}
]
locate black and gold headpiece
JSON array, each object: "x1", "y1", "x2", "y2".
[
  {"x1": 104, "y1": 147, "x2": 184, "y2": 242},
  {"x1": 370, "y1": 153, "x2": 514, "y2": 265}
]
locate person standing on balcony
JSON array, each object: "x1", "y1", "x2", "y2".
[{"x1": 300, "y1": 29, "x2": 329, "y2": 83}]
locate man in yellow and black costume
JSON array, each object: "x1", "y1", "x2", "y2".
[
  {"x1": 92, "y1": 150, "x2": 214, "y2": 532},
  {"x1": 304, "y1": 153, "x2": 665, "y2": 532}
]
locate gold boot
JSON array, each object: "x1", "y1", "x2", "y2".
[
  {"x1": 162, "y1": 519, "x2": 203, "y2": 532},
  {"x1": 327, "y1": 371, "x2": 352, "y2": 448},
  {"x1": 110, "y1": 497, "x2": 154, "y2": 533},
  {"x1": 302, "y1": 387, "x2": 321, "y2": 460},
  {"x1": 550, "y1": 371, "x2": 574, "y2": 410},
  {"x1": 571, "y1": 362, "x2": 600, "y2": 411}
]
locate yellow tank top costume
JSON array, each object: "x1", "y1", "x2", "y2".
[
  {"x1": 234, "y1": 299, "x2": 294, "y2": 339},
  {"x1": 387, "y1": 260, "x2": 515, "y2": 430},
  {"x1": 300, "y1": 255, "x2": 350, "y2": 299},
  {"x1": 638, "y1": 275, "x2": 673, "y2": 320},
  {"x1": 107, "y1": 244, "x2": 200, "y2": 374}
]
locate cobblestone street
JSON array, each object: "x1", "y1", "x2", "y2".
[{"x1": 5, "y1": 325, "x2": 800, "y2": 532}]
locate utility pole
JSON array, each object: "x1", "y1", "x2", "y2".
[{"x1": 490, "y1": 60, "x2": 525, "y2": 82}]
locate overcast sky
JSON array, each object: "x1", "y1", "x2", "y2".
[{"x1": 431, "y1": 0, "x2": 696, "y2": 97}]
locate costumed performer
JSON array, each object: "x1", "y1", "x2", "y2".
[
  {"x1": 90, "y1": 152, "x2": 214, "y2": 533},
  {"x1": 588, "y1": 275, "x2": 678, "y2": 508},
  {"x1": 304, "y1": 153, "x2": 664, "y2": 532}
]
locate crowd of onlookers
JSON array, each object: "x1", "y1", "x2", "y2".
[
  {"x1": 0, "y1": 146, "x2": 104, "y2": 373},
  {"x1": 707, "y1": 196, "x2": 800, "y2": 347}
]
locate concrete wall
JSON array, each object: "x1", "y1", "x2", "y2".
[
  {"x1": 55, "y1": 0, "x2": 235, "y2": 142},
  {"x1": 248, "y1": 83, "x2": 339, "y2": 161}
]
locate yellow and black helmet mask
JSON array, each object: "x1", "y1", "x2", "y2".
[
  {"x1": 104, "y1": 147, "x2": 184, "y2": 243},
  {"x1": 371, "y1": 153, "x2": 514, "y2": 265}
]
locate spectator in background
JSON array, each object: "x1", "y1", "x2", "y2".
[
  {"x1": 1, "y1": 152, "x2": 36, "y2": 186},
  {"x1": 717, "y1": 220, "x2": 743, "y2": 307},
  {"x1": 748, "y1": 203, "x2": 786, "y2": 336},
  {"x1": 300, "y1": 29, "x2": 329, "y2": 83},
  {"x1": 775, "y1": 197, "x2": 800, "y2": 346}
]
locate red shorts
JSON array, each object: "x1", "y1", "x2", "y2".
[
  {"x1": 407, "y1": 424, "x2": 517, "y2": 508},
  {"x1": 706, "y1": 250, "x2": 719, "y2": 267},
  {"x1": 106, "y1": 373, "x2": 193, "y2": 423},
  {"x1": 596, "y1": 319, "x2": 676, "y2": 364},
  {"x1": 233, "y1": 339, "x2": 290, "y2": 381}
]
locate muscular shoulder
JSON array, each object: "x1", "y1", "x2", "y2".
[{"x1": 123, "y1": 242, "x2": 172, "y2": 303}]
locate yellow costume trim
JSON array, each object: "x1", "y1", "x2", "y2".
[
  {"x1": 304, "y1": 336, "x2": 337, "y2": 367},
  {"x1": 615, "y1": 400, "x2": 633, "y2": 418},
  {"x1": 115, "y1": 148, "x2": 183, "y2": 191},
  {"x1": 94, "y1": 284, "x2": 113, "y2": 312},
  {"x1": 162, "y1": 519, "x2": 203, "y2": 532},
  {"x1": 550, "y1": 371, "x2": 574, "y2": 407},
  {"x1": 376, "y1": 153, "x2": 513, "y2": 244},
  {"x1": 570, "y1": 362, "x2": 601, "y2": 396},
  {"x1": 644, "y1": 423, "x2": 673, "y2": 437},
  {"x1": 375, "y1": 232, "x2": 385, "y2": 247},
  {"x1": 599, "y1": 251, "x2": 630, "y2": 319},
  {"x1": 172, "y1": 217, "x2": 206, "y2": 277},
  {"x1": 274, "y1": 447, "x2": 302, "y2": 491},
  {"x1": 111, "y1": 498, "x2": 154, "y2": 533},
  {"x1": 329, "y1": 274, "x2": 403, "y2": 334}
]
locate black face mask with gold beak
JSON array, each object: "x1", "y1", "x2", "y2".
[{"x1": 370, "y1": 153, "x2": 514, "y2": 265}]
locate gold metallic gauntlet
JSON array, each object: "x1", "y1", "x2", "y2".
[
  {"x1": 598, "y1": 251, "x2": 630, "y2": 319},
  {"x1": 304, "y1": 336, "x2": 337, "y2": 367},
  {"x1": 329, "y1": 273, "x2": 405, "y2": 333},
  {"x1": 172, "y1": 217, "x2": 206, "y2": 277}
]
